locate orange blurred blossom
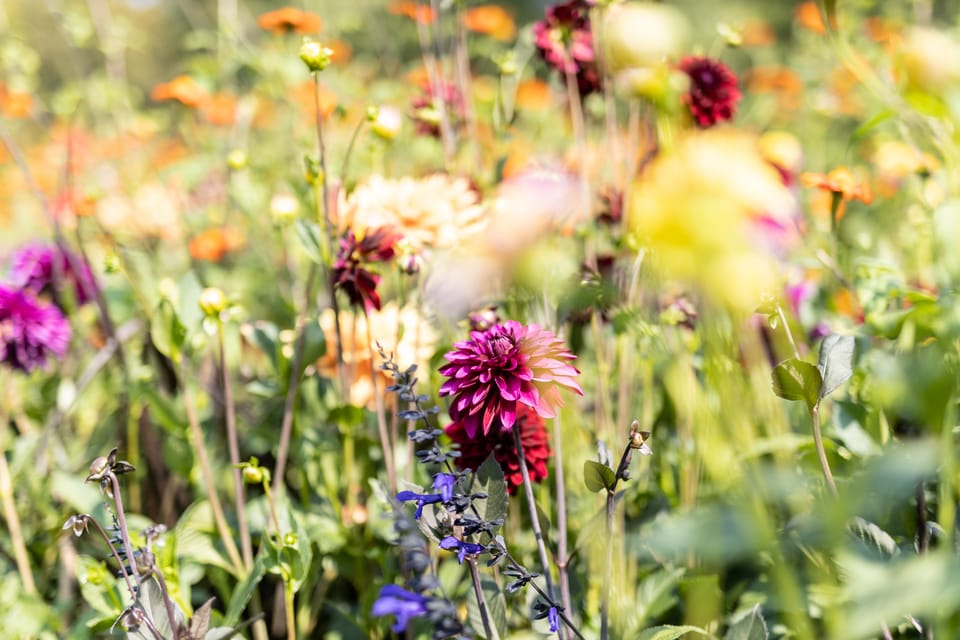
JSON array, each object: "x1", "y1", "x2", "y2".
[
  {"x1": 188, "y1": 227, "x2": 245, "y2": 262},
  {"x1": 464, "y1": 5, "x2": 516, "y2": 41},
  {"x1": 257, "y1": 8, "x2": 323, "y2": 34},
  {"x1": 150, "y1": 76, "x2": 208, "y2": 108},
  {"x1": 388, "y1": 1, "x2": 435, "y2": 24},
  {"x1": 801, "y1": 167, "x2": 872, "y2": 221}
]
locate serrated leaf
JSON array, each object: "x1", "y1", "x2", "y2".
[
  {"x1": 771, "y1": 359, "x2": 822, "y2": 410},
  {"x1": 848, "y1": 517, "x2": 900, "y2": 559},
  {"x1": 817, "y1": 335, "x2": 855, "y2": 399},
  {"x1": 294, "y1": 218, "x2": 325, "y2": 264},
  {"x1": 584, "y1": 460, "x2": 616, "y2": 493},
  {"x1": 474, "y1": 454, "x2": 508, "y2": 526},
  {"x1": 725, "y1": 604, "x2": 768, "y2": 640},
  {"x1": 638, "y1": 624, "x2": 710, "y2": 640}
]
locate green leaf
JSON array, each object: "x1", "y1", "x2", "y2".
[
  {"x1": 224, "y1": 555, "x2": 266, "y2": 626},
  {"x1": 848, "y1": 517, "x2": 900, "y2": 560},
  {"x1": 474, "y1": 454, "x2": 508, "y2": 526},
  {"x1": 771, "y1": 359, "x2": 822, "y2": 410},
  {"x1": 151, "y1": 298, "x2": 187, "y2": 363},
  {"x1": 725, "y1": 604, "x2": 768, "y2": 640},
  {"x1": 295, "y1": 218, "x2": 325, "y2": 264},
  {"x1": 300, "y1": 317, "x2": 327, "y2": 368},
  {"x1": 584, "y1": 460, "x2": 616, "y2": 493},
  {"x1": 817, "y1": 335, "x2": 855, "y2": 399},
  {"x1": 638, "y1": 624, "x2": 710, "y2": 640},
  {"x1": 467, "y1": 576, "x2": 506, "y2": 640},
  {"x1": 633, "y1": 567, "x2": 686, "y2": 628}
]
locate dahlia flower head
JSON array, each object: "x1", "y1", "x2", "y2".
[
  {"x1": 9, "y1": 243, "x2": 98, "y2": 307},
  {"x1": 446, "y1": 403, "x2": 552, "y2": 494},
  {"x1": 439, "y1": 320, "x2": 582, "y2": 439},
  {"x1": 331, "y1": 226, "x2": 401, "y2": 312},
  {"x1": 337, "y1": 174, "x2": 486, "y2": 253},
  {"x1": 679, "y1": 56, "x2": 742, "y2": 128},
  {"x1": 533, "y1": 0, "x2": 601, "y2": 95},
  {"x1": 0, "y1": 285, "x2": 71, "y2": 372}
]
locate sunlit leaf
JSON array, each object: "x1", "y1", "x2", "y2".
[
  {"x1": 817, "y1": 335, "x2": 855, "y2": 399},
  {"x1": 584, "y1": 460, "x2": 616, "y2": 493},
  {"x1": 638, "y1": 624, "x2": 710, "y2": 640},
  {"x1": 771, "y1": 359, "x2": 822, "y2": 410},
  {"x1": 725, "y1": 604, "x2": 768, "y2": 640}
]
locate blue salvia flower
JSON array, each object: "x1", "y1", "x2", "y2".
[
  {"x1": 439, "y1": 536, "x2": 486, "y2": 564},
  {"x1": 432, "y1": 472, "x2": 456, "y2": 501},
  {"x1": 396, "y1": 490, "x2": 444, "y2": 520},
  {"x1": 548, "y1": 606, "x2": 560, "y2": 633},
  {"x1": 371, "y1": 585, "x2": 429, "y2": 632}
]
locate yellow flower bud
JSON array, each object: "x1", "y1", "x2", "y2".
[{"x1": 198, "y1": 287, "x2": 227, "y2": 318}]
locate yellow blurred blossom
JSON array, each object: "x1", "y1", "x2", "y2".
[{"x1": 628, "y1": 128, "x2": 796, "y2": 312}]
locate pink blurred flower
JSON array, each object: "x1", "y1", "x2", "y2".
[
  {"x1": 533, "y1": 0, "x2": 601, "y2": 95},
  {"x1": 0, "y1": 285, "x2": 71, "y2": 372}
]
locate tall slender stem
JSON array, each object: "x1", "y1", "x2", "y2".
[
  {"x1": 553, "y1": 411, "x2": 574, "y2": 625},
  {"x1": 512, "y1": 423, "x2": 563, "y2": 639},
  {"x1": 0, "y1": 420, "x2": 36, "y2": 595},
  {"x1": 811, "y1": 405, "x2": 838, "y2": 495},
  {"x1": 467, "y1": 557, "x2": 495, "y2": 640},
  {"x1": 366, "y1": 315, "x2": 397, "y2": 493},
  {"x1": 601, "y1": 488, "x2": 615, "y2": 640},
  {"x1": 219, "y1": 323, "x2": 253, "y2": 569},
  {"x1": 182, "y1": 382, "x2": 245, "y2": 574}
]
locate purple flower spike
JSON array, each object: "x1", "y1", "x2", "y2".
[
  {"x1": 548, "y1": 606, "x2": 560, "y2": 633},
  {"x1": 439, "y1": 320, "x2": 582, "y2": 439},
  {"x1": 0, "y1": 285, "x2": 71, "y2": 372},
  {"x1": 371, "y1": 584, "x2": 429, "y2": 633},
  {"x1": 432, "y1": 473, "x2": 456, "y2": 501},
  {"x1": 439, "y1": 536, "x2": 486, "y2": 564}
]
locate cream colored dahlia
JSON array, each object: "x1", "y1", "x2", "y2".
[{"x1": 336, "y1": 174, "x2": 486, "y2": 251}]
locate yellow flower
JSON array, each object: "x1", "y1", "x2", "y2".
[{"x1": 628, "y1": 128, "x2": 795, "y2": 312}]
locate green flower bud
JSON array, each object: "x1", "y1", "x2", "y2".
[
  {"x1": 371, "y1": 105, "x2": 402, "y2": 141},
  {"x1": 198, "y1": 287, "x2": 227, "y2": 318},
  {"x1": 270, "y1": 193, "x2": 300, "y2": 225},
  {"x1": 242, "y1": 465, "x2": 264, "y2": 484},
  {"x1": 300, "y1": 40, "x2": 333, "y2": 72},
  {"x1": 227, "y1": 149, "x2": 248, "y2": 170}
]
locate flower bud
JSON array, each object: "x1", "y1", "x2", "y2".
[
  {"x1": 198, "y1": 287, "x2": 227, "y2": 318},
  {"x1": 300, "y1": 40, "x2": 333, "y2": 72},
  {"x1": 242, "y1": 465, "x2": 264, "y2": 484},
  {"x1": 370, "y1": 105, "x2": 402, "y2": 141},
  {"x1": 227, "y1": 149, "x2": 248, "y2": 170},
  {"x1": 601, "y1": 2, "x2": 690, "y2": 73},
  {"x1": 283, "y1": 532, "x2": 299, "y2": 546},
  {"x1": 269, "y1": 193, "x2": 300, "y2": 225}
]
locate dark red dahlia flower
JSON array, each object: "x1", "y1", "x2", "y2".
[
  {"x1": 446, "y1": 404, "x2": 552, "y2": 495},
  {"x1": 0, "y1": 285, "x2": 71, "y2": 372},
  {"x1": 332, "y1": 226, "x2": 401, "y2": 312},
  {"x1": 679, "y1": 56, "x2": 742, "y2": 128},
  {"x1": 439, "y1": 320, "x2": 582, "y2": 438},
  {"x1": 533, "y1": 0, "x2": 601, "y2": 95},
  {"x1": 9, "y1": 243, "x2": 98, "y2": 307}
]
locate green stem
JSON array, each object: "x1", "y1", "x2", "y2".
[
  {"x1": 219, "y1": 322, "x2": 253, "y2": 570},
  {"x1": 811, "y1": 404, "x2": 838, "y2": 496}
]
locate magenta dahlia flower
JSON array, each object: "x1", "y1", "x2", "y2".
[
  {"x1": 679, "y1": 56, "x2": 742, "y2": 128},
  {"x1": 533, "y1": 0, "x2": 601, "y2": 95},
  {"x1": 9, "y1": 243, "x2": 98, "y2": 307},
  {"x1": 446, "y1": 403, "x2": 552, "y2": 494},
  {"x1": 332, "y1": 226, "x2": 401, "y2": 312},
  {"x1": 0, "y1": 285, "x2": 71, "y2": 372},
  {"x1": 439, "y1": 320, "x2": 581, "y2": 439},
  {"x1": 410, "y1": 82, "x2": 466, "y2": 138}
]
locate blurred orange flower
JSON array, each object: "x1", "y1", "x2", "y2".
[
  {"x1": 188, "y1": 227, "x2": 245, "y2": 262},
  {"x1": 745, "y1": 66, "x2": 803, "y2": 110},
  {"x1": 801, "y1": 166, "x2": 872, "y2": 221},
  {"x1": 291, "y1": 80, "x2": 338, "y2": 119},
  {"x1": 515, "y1": 79, "x2": 551, "y2": 110},
  {"x1": 202, "y1": 93, "x2": 238, "y2": 126},
  {"x1": 388, "y1": 1, "x2": 435, "y2": 24},
  {"x1": 795, "y1": 2, "x2": 828, "y2": 34},
  {"x1": 326, "y1": 39, "x2": 353, "y2": 65},
  {"x1": 464, "y1": 5, "x2": 516, "y2": 41},
  {"x1": 257, "y1": 8, "x2": 323, "y2": 34},
  {"x1": 150, "y1": 76, "x2": 208, "y2": 108},
  {"x1": 405, "y1": 67, "x2": 432, "y2": 89},
  {"x1": 0, "y1": 84, "x2": 33, "y2": 119},
  {"x1": 740, "y1": 20, "x2": 776, "y2": 46}
]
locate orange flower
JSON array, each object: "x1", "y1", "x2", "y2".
[
  {"x1": 740, "y1": 20, "x2": 776, "y2": 46},
  {"x1": 801, "y1": 167, "x2": 872, "y2": 221},
  {"x1": 388, "y1": 1, "x2": 435, "y2": 24},
  {"x1": 515, "y1": 79, "x2": 551, "y2": 110},
  {"x1": 257, "y1": 8, "x2": 323, "y2": 34},
  {"x1": 405, "y1": 66, "x2": 432, "y2": 89},
  {"x1": 0, "y1": 84, "x2": 33, "y2": 119},
  {"x1": 745, "y1": 66, "x2": 803, "y2": 110},
  {"x1": 188, "y1": 227, "x2": 245, "y2": 262},
  {"x1": 795, "y1": 2, "x2": 828, "y2": 34},
  {"x1": 150, "y1": 76, "x2": 208, "y2": 108},
  {"x1": 464, "y1": 5, "x2": 516, "y2": 41},
  {"x1": 291, "y1": 80, "x2": 338, "y2": 119},
  {"x1": 202, "y1": 93, "x2": 238, "y2": 126},
  {"x1": 326, "y1": 38, "x2": 353, "y2": 65}
]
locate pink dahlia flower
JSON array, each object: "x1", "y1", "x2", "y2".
[
  {"x1": 0, "y1": 285, "x2": 71, "y2": 372},
  {"x1": 439, "y1": 320, "x2": 582, "y2": 438},
  {"x1": 332, "y1": 226, "x2": 401, "y2": 312},
  {"x1": 679, "y1": 56, "x2": 742, "y2": 128},
  {"x1": 9, "y1": 243, "x2": 98, "y2": 307}
]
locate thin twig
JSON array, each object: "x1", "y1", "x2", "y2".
[
  {"x1": 467, "y1": 557, "x2": 495, "y2": 640},
  {"x1": 219, "y1": 323, "x2": 253, "y2": 570},
  {"x1": 0, "y1": 419, "x2": 37, "y2": 595}
]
